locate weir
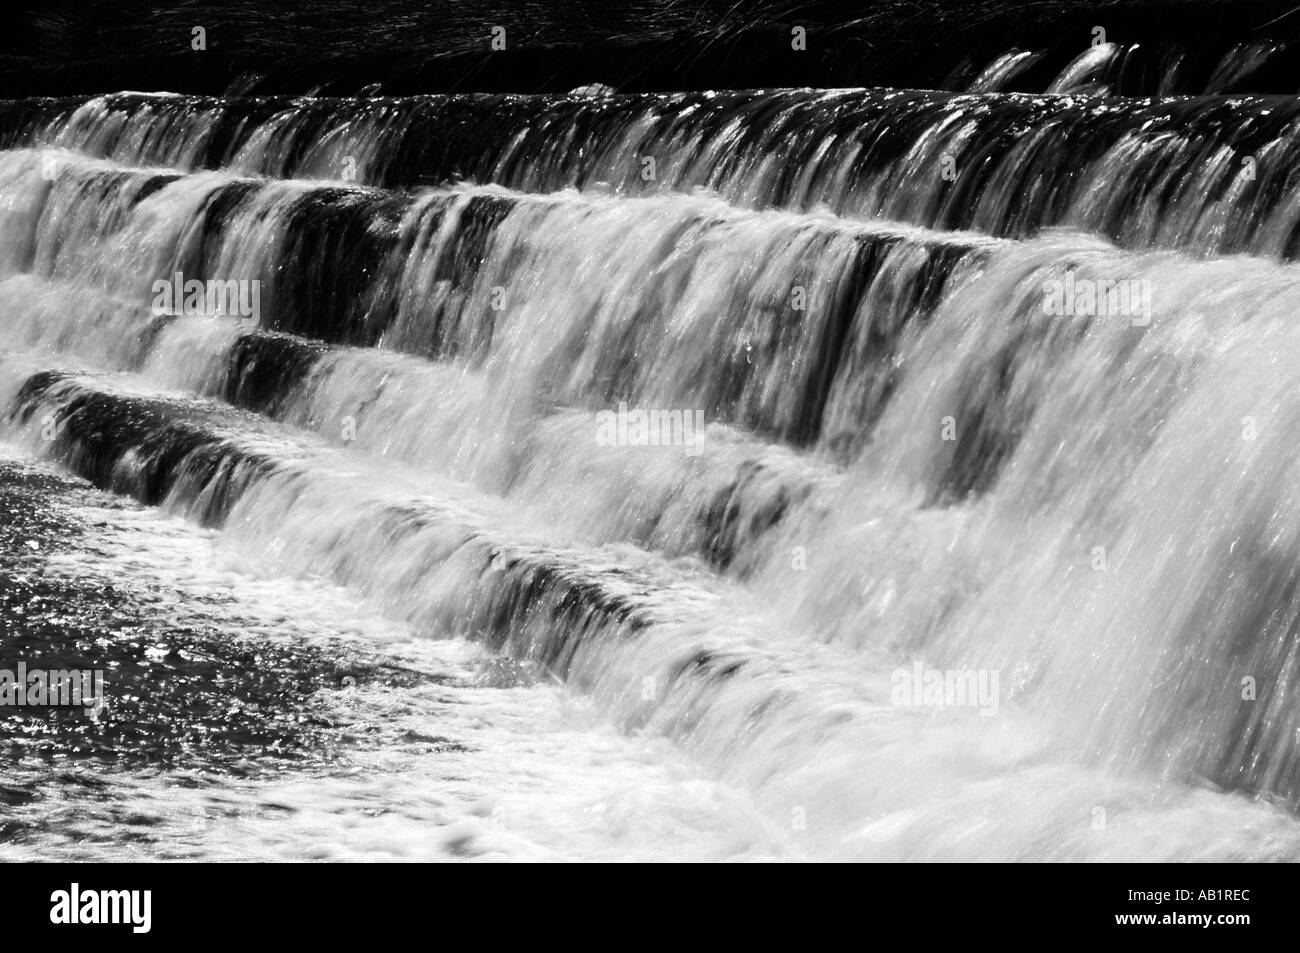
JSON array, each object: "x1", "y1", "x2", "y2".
[
  {"x1": 10, "y1": 89, "x2": 1300, "y2": 258},
  {"x1": 4, "y1": 31, "x2": 1300, "y2": 861}
]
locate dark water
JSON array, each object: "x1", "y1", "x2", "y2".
[{"x1": 5, "y1": 0, "x2": 1299, "y2": 95}]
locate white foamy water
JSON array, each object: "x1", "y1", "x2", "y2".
[
  {"x1": 0, "y1": 446, "x2": 780, "y2": 863},
  {"x1": 2, "y1": 88, "x2": 1300, "y2": 862}
]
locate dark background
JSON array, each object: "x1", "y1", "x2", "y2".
[{"x1": 4, "y1": 0, "x2": 1300, "y2": 96}]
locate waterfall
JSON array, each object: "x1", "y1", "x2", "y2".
[
  {"x1": 5, "y1": 55, "x2": 1300, "y2": 861},
  {"x1": 13, "y1": 89, "x2": 1300, "y2": 258}
]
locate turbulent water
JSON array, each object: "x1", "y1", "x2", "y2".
[{"x1": 3, "y1": 71, "x2": 1300, "y2": 861}]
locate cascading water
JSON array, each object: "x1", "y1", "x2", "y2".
[{"x1": 4, "y1": 39, "x2": 1300, "y2": 863}]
